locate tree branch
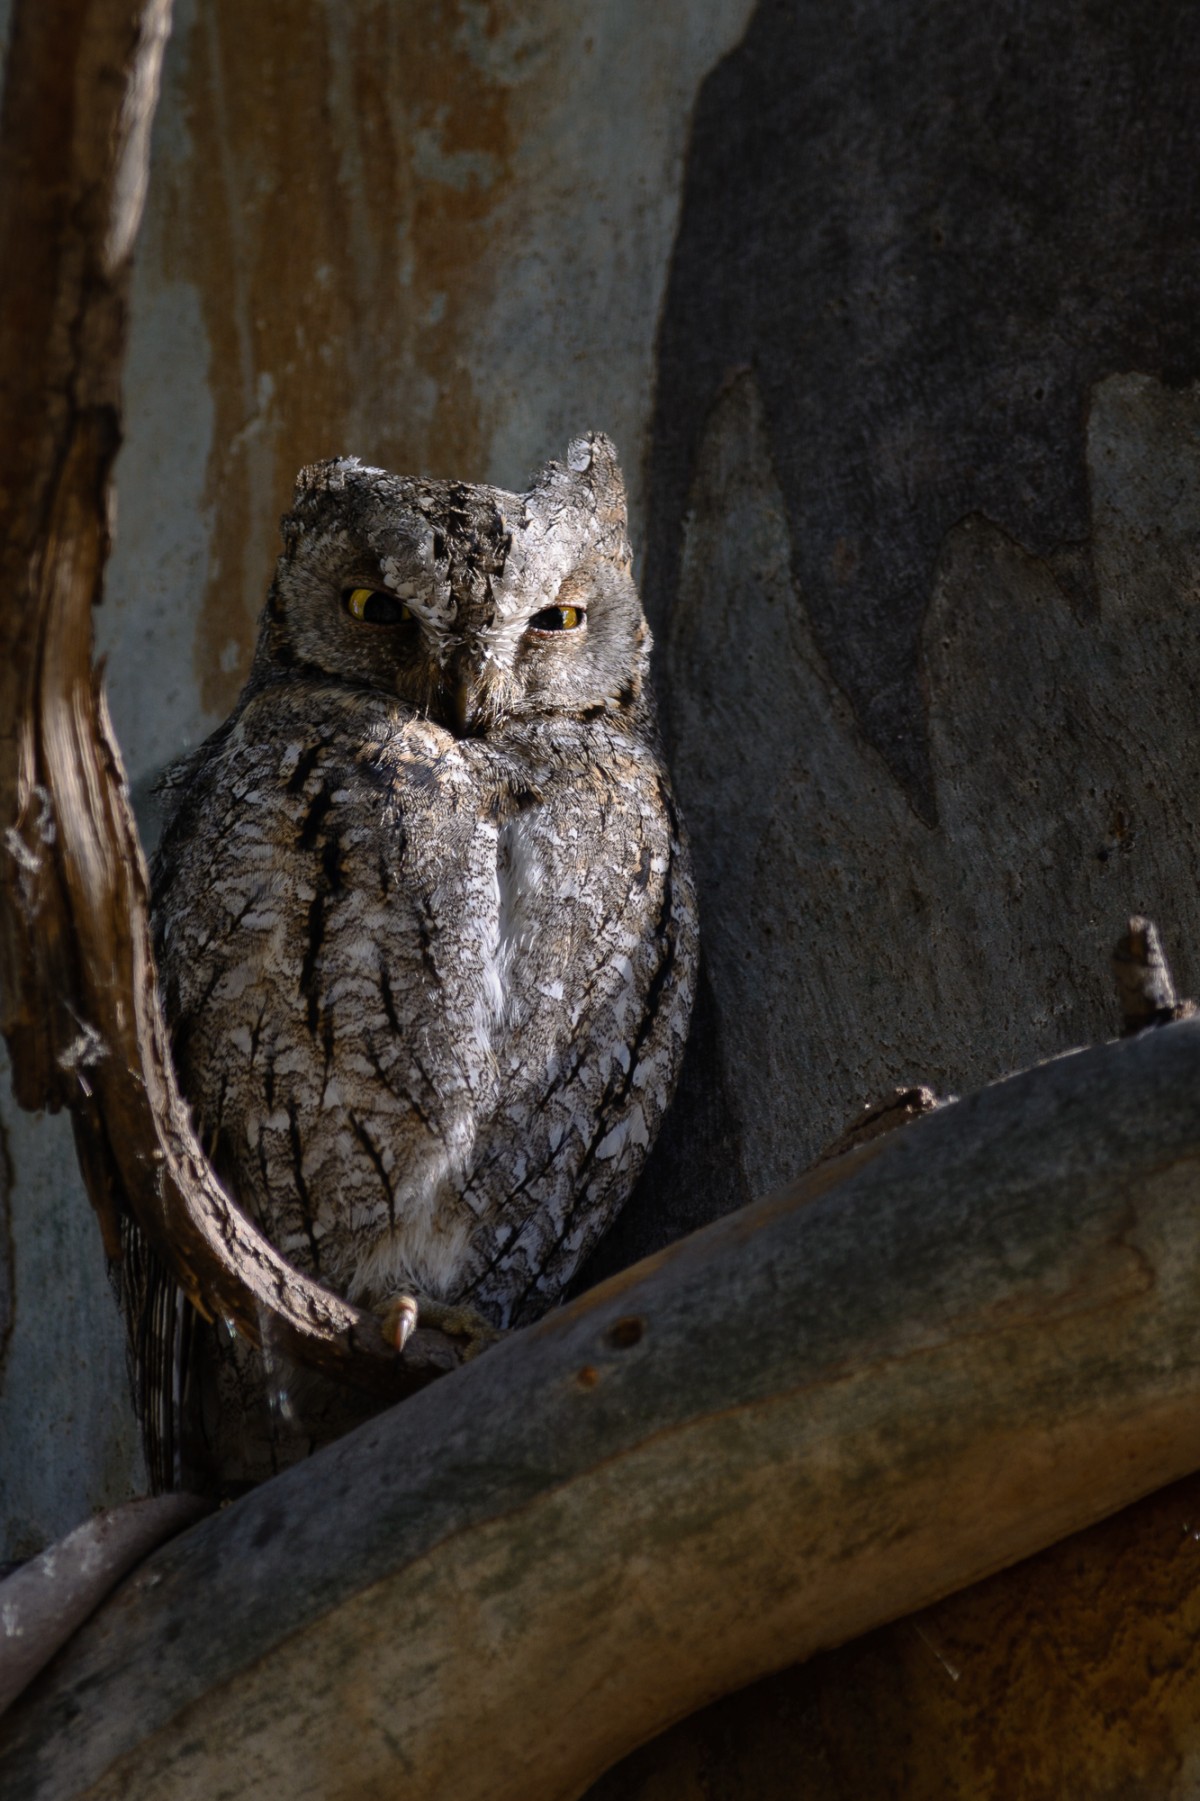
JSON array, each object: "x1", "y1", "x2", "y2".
[
  {"x1": 5, "y1": 1019, "x2": 1200, "y2": 1797},
  {"x1": 0, "y1": 0, "x2": 462, "y2": 1398}
]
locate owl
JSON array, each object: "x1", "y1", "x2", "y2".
[{"x1": 142, "y1": 433, "x2": 697, "y2": 1487}]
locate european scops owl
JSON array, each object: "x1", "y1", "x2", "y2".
[{"x1": 146, "y1": 433, "x2": 697, "y2": 1484}]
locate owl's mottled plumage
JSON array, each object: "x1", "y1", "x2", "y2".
[{"x1": 146, "y1": 434, "x2": 696, "y2": 1486}]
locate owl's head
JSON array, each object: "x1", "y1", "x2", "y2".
[{"x1": 256, "y1": 433, "x2": 651, "y2": 736}]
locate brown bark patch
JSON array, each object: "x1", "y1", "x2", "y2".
[{"x1": 173, "y1": 0, "x2": 519, "y2": 714}]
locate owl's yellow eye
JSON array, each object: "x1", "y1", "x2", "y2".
[
  {"x1": 345, "y1": 587, "x2": 413, "y2": 626},
  {"x1": 528, "y1": 604, "x2": 585, "y2": 633}
]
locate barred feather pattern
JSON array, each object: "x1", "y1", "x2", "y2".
[{"x1": 143, "y1": 435, "x2": 697, "y2": 1487}]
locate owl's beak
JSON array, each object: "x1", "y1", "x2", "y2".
[
  {"x1": 449, "y1": 668, "x2": 491, "y2": 737},
  {"x1": 452, "y1": 677, "x2": 477, "y2": 736},
  {"x1": 444, "y1": 645, "x2": 502, "y2": 736}
]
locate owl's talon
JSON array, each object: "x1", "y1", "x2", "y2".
[
  {"x1": 379, "y1": 1293, "x2": 419, "y2": 1352},
  {"x1": 379, "y1": 1293, "x2": 503, "y2": 1361},
  {"x1": 424, "y1": 1300, "x2": 504, "y2": 1361}
]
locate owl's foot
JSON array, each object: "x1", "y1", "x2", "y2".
[{"x1": 379, "y1": 1293, "x2": 504, "y2": 1362}]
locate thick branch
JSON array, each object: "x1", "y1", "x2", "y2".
[
  {"x1": 0, "y1": 0, "x2": 458, "y2": 1395},
  {"x1": 6, "y1": 1020, "x2": 1200, "y2": 1799}
]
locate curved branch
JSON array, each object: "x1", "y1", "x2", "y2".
[
  {"x1": 0, "y1": 0, "x2": 458, "y2": 1396},
  {"x1": 6, "y1": 1020, "x2": 1200, "y2": 1797},
  {"x1": 0, "y1": 1495, "x2": 210, "y2": 1719}
]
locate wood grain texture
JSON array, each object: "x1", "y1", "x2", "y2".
[{"x1": 6, "y1": 1017, "x2": 1200, "y2": 1799}]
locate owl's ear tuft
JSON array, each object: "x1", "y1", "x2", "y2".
[
  {"x1": 282, "y1": 458, "x2": 370, "y2": 548},
  {"x1": 561, "y1": 431, "x2": 628, "y2": 540},
  {"x1": 294, "y1": 457, "x2": 362, "y2": 502}
]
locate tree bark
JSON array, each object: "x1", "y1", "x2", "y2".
[
  {"x1": 5, "y1": 1018, "x2": 1200, "y2": 1800},
  {"x1": 6, "y1": 4, "x2": 1200, "y2": 1794}
]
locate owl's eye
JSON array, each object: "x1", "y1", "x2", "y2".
[
  {"x1": 527, "y1": 605, "x2": 586, "y2": 633},
  {"x1": 344, "y1": 587, "x2": 413, "y2": 626}
]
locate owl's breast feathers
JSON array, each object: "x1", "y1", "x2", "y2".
[{"x1": 152, "y1": 684, "x2": 697, "y2": 1328}]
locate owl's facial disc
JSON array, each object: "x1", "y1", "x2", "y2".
[{"x1": 263, "y1": 443, "x2": 650, "y2": 733}]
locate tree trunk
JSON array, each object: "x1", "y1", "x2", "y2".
[{"x1": 4, "y1": 0, "x2": 1200, "y2": 1795}]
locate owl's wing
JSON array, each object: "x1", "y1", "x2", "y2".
[{"x1": 113, "y1": 1215, "x2": 188, "y2": 1494}]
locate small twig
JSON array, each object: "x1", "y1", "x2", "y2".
[
  {"x1": 1112, "y1": 916, "x2": 1197, "y2": 1037},
  {"x1": 818, "y1": 1084, "x2": 945, "y2": 1164}
]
